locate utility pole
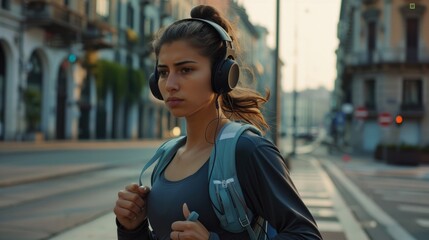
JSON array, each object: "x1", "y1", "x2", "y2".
[
  {"x1": 273, "y1": 0, "x2": 281, "y2": 146},
  {"x1": 291, "y1": 1, "x2": 299, "y2": 156}
]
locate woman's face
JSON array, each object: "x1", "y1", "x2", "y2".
[{"x1": 157, "y1": 40, "x2": 215, "y2": 118}]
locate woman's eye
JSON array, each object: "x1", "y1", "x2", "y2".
[
  {"x1": 158, "y1": 70, "x2": 168, "y2": 78},
  {"x1": 181, "y1": 67, "x2": 193, "y2": 74}
]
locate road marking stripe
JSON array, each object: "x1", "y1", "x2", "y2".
[
  {"x1": 416, "y1": 219, "x2": 429, "y2": 228},
  {"x1": 361, "y1": 181, "x2": 429, "y2": 190},
  {"x1": 382, "y1": 196, "x2": 429, "y2": 205},
  {"x1": 299, "y1": 192, "x2": 330, "y2": 198},
  {"x1": 303, "y1": 198, "x2": 334, "y2": 207},
  {"x1": 398, "y1": 205, "x2": 429, "y2": 214},
  {"x1": 310, "y1": 208, "x2": 336, "y2": 218},
  {"x1": 374, "y1": 189, "x2": 429, "y2": 198},
  {"x1": 317, "y1": 220, "x2": 343, "y2": 231}
]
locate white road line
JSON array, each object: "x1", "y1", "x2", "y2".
[
  {"x1": 309, "y1": 208, "x2": 336, "y2": 218},
  {"x1": 316, "y1": 220, "x2": 343, "y2": 232},
  {"x1": 398, "y1": 205, "x2": 429, "y2": 214},
  {"x1": 359, "y1": 180, "x2": 429, "y2": 190},
  {"x1": 382, "y1": 196, "x2": 429, "y2": 205},
  {"x1": 374, "y1": 189, "x2": 429, "y2": 198},
  {"x1": 322, "y1": 158, "x2": 416, "y2": 240},
  {"x1": 303, "y1": 198, "x2": 334, "y2": 207},
  {"x1": 416, "y1": 219, "x2": 429, "y2": 228},
  {"x1": 299, "y1": 192, "x2": 330, "y2": 198}
]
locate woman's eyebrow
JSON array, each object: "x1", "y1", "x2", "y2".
[{"x1": 158, "y1": 60, "x2": 197, "y2": 68}]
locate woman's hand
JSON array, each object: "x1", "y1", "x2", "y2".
[
  {"x1": 170, "y1": 203, "x2": 210, "y2": 240},
  {"x1": 114, "y1": 183, "x2": 151, "y2": 230}
]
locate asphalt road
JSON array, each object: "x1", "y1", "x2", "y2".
[{"x1": 0, "y1": 147, "x2": 157, "y2": 240}]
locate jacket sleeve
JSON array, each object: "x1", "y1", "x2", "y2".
[
  {"x1": 116, "y1": 218, "x2": 155, "y2": 240},
  {"x1": 236, "y1": 132, "x2": 322, "y2": 240}
]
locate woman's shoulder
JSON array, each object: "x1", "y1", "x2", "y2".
[
  {"x1": 238, "y1": 130, "x2": 272, "y2": 146},
  {"x1": 236, "y1": 130, "x2": 277, "y2": 157}
]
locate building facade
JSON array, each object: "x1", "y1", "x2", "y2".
[
  {"x1": 336, "y1": 0, "x2": 429, "y2": 152},
  {"x1": 0, "y1": 0, "x2": 276, "y2": 141}
]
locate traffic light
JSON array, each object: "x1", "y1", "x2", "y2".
[
  {"x1": 68, "y1": 53, "x2": 77, "y2": 63},
  {"x1": 395, "y1": 114, "x2": 403, "y2": 127}
]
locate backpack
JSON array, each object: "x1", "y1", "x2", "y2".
[{"x1": 139, "y1": 121, "x2": 275, "y2": 240}]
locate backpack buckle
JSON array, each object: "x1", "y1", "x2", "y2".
[
  {"x1": 214, "y1": 178, "x2": 234, "y2": 188},
  {"x1": 239, "y1": 215, "x2": 251, "y2": 227}
]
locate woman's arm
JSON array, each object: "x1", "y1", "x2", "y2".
[
  {"x1": 236, "y1": 132, "x2": 322, "y2": 240},
  {"x1": 117, "y1": 218, "x2": 155, "y2": 240}
]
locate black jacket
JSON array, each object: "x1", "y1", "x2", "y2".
[{"x1": 117, "y1": 131, "x2": 322, "y2": 240}]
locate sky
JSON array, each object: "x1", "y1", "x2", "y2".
[{"x1": 238, "y1": 0, "x2": 341, "y2": 92}]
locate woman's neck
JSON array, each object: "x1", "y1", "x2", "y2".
[{"x1": 184, "y1": 111, "x2": 229, "y2": 150}]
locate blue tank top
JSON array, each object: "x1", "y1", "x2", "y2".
[{"x1": 146, "y1": 160, "x2": 248, "y2": 239}]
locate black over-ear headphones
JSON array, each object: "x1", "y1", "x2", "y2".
[{"x1": 149, "y1": 18, "x2": 239, "y2": 100}]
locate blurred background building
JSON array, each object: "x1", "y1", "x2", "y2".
[
  {"x1": 335, "y1": 0, "x2": 429, "y2": 153},
  {"x1": 0, "y1": 0, "x2": 285, "y2": 142}
]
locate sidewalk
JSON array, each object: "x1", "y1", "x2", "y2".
[{"x1": 47, "y1": 149, "x2": 369, "y2": 240}]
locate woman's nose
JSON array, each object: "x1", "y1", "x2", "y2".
[{"x1": 165, "y1": 73, "x2": 179, "y2": 92}]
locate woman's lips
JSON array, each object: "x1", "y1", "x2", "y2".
[{"x1": 166, "y1": 98, "x2": 183, "y2": 108}]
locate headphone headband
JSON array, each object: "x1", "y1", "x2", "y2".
[{"x1": 175, "y1": 18, "x2": 233, "y2": 42}]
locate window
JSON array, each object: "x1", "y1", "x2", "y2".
[
  {"x1": 402, "y1": 79, "x2": 422, "y2": 109},
  {"x1": 84, "y1": 0, "x2": 90, "y2": 16},
  {"x1": 96, "y1": 0, "x2": 110, "y2": 18},
  {"x1": 117, "y1": 0, "x2": 122, "y2": 25},
  {"x1": 1, "y1": 0, "x2": 10, "y2": 9},
  {"x1": 144, "y1": 18, "x2": 154, "y2": 36},
  {"x1": 406, "y1": 18, "x2": 419, "y2": 62},
  {"x1": 127, "y1": 3, "x2": 134, "y2": 28},
  {"x1": 367, "y1": 21, "x2": 376, "y2": 63},
  {"x1": 364, "y1": 79, "x2": 376, "y2": 109}
]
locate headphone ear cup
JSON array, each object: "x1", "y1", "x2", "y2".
[
  {"x1": 212, "y1": 59, "x2": 239, "y2": 94},
  {"x1": 149, "y1": 72, "x2": 163, "y2": 100}
]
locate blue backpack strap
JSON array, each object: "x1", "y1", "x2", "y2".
[
  {"x1": 208, "y1": 121, "x2": 262, "y2": 239},
  {"x1": 139, "y1": 136, "x2": 186, "y2": 186}
]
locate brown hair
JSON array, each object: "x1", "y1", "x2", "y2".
[{"x1": 152, "y1": 5, "x2": 270, "y2": 133}]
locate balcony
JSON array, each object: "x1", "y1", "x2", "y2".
[
  {"x1": 399, "y1": 104, "x2": 425, "y2": 118},
  {"x1": 25, "y1": 0, "x2": 85, "y2": 37},
  {"x1": 362, "y1": 0, "x2": 378, "y2": 5},
  {"x1": 345, "y1": 47, "x2": 429, "y2": 67},
  {"x1": 82, "y1": 18, "x2": 115, "y2": 50}
]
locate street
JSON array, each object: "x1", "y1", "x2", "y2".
[
  {"x1": 0, "y1": 140, "x2": 428, "y2": 240},
  {"x1": 319, "y1": 152, "x2": 429, "y2": 240},
  {"x1": 0, "y1": 142, "x2": 159, "y2": 240}
]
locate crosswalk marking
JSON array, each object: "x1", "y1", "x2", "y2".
[
  {"x1": 374, "y1": 189, "x2": 429, "y2": 198},
  {"x1": 382, "y1": 196, "x2": 429, "y2": 205},
  {"x1": 317, "y1": 220, "x2": 343, "y2": 231},
  {"x1": 359, "y1": 180, "x2": 429, "y2": 190},
  {"x1": 303, "y1": 198, "x2": 334, "y2": 207},
  {"x1": 299, "y1": 192, "x2": 330, "y2": 198},
  {"x1": 398, "y1": 205, "x2": 429, "y2": 214},
  {"x1": 416, "y1": 219, "x2": 429, "y2": 228},
  {"x1": 309, "y1": 208, "x2": 336, "y2": 218}
]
